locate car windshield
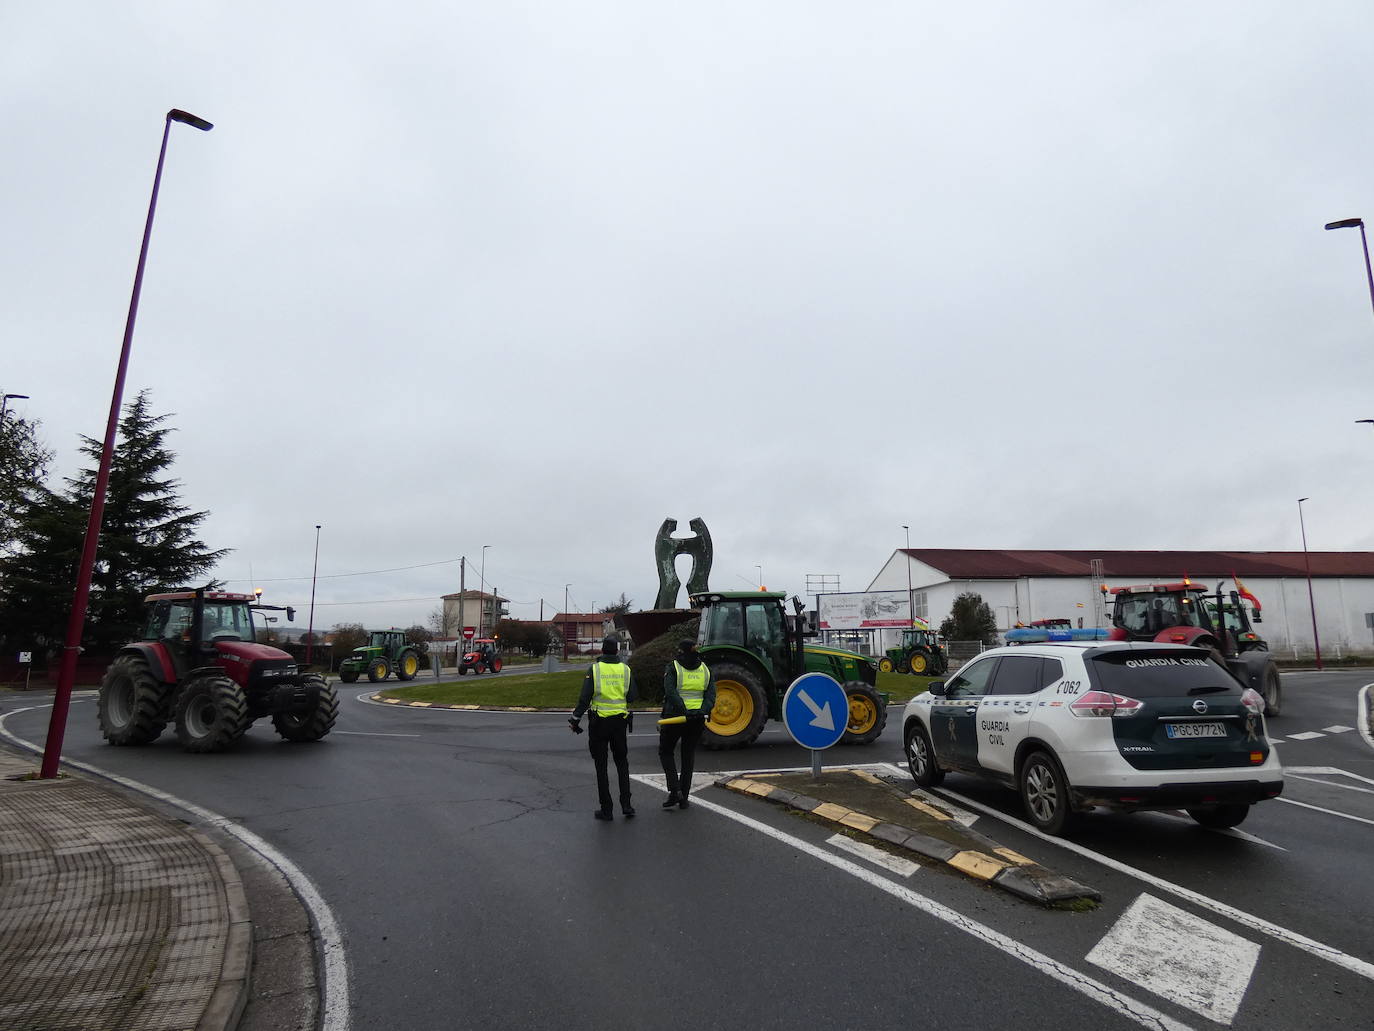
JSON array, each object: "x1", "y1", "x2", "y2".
[{"x1": 1089, "y1": 650, "x2": 1237, "y2": 697}]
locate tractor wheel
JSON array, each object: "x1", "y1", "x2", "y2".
[
  {"x1": 1260, "y1": 662, "x2": 1282, "y2": 718},
  {"x1": 174, "y1": 676, "x2": 251, "y2": 753},
  {"x1": 840, "y1": 682, "x2": 887, "y2": 745},
  {"x1": 272, "y1": 677, "x2": 339, "y2": 742},
  {"x1": 395, "y1": 650, "x2": 420, "y2": 681},
  {"x1": 491, "y1": 658, "x2": 502, "y2": 673},
  {"x1": 878, "y1": 656, "x2": 896, "y2": 674},
  {"x1": 701, "y1": 661, "x2": 769, "y2": 750},
  {"x1": 458, "y1": 665, "x2": 470, "y2": 676},
  {"x1": 97, "y1": 654, "x2": 169, "y2": 746},
  {"x1": 908, "y1": 650, "x2": 930, "y2": 675},
  {"x1": 339, "y1": 668, "x2": 359, "y2": 684},
  {"x1": 367, "y1": 658, "x2": 390, "y2": 683}
]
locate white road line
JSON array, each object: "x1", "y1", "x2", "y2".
[
  {"x1": 333, "y1": 731, "x2": 420, "y2": 738},
  {"x1": 1286, "y1": 765, "x2": 1374, "y2": 788},
  {"x1": 1287, "y1": 731, "x2": 1325, "y2": 741},
  {"x1": 1276, "y1": 797, "x2": 1374, "y2": 827},
  {"x1": 1322, "y1": 726, "x2": 1355, "y2": 734},
  {"x1": 0, "y1": 703, "x2": 351, "y2": 1031},
  {"x1": 923, "y1": 783, "x2": 1374, "y2": 984},
  {"x1": 1284, "y1": 774, "x2": 1374, "y2": 796},
  {"x1": 825, "y1": 833, "x2": 921, "y2": 877},
  {"x1": 1086, "y1": 893, "x2": 1260, "y2": 1025},
  {"x1": 629, "y1": 775, "x2": 1198, "y2": 1031}
]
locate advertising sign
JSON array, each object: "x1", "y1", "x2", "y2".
[{"x1": 817, "y1": 591, "x2": 925, "y2": 630}]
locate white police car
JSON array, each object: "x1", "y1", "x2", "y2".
[{"x1": 900, "y1": 641, "x2": 1283, "y2": 835}]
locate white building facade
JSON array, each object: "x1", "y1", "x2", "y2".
[{"x1": 866, "y1": 549, "x2": 1374, "y2": 659}]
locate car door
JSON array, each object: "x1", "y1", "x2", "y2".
[
  {"x1": 931, "y1": 656, "x2": 999, "y2": 770},
  {"x1": 979, "y1": 654, "x2": 1060, "y2": 777}
]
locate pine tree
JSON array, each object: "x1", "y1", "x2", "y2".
[{"x1": 0, "y1": 399, "x2": 53, "y2": 559}]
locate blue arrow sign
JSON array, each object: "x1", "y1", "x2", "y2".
[{"x1": 782, "y1": 672, "x2": 849, "y2": 750}]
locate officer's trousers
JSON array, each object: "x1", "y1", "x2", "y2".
[{"x1": 588, "y1": 713, "x2": 632, "y2": 812}]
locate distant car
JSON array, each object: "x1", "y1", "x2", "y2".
[{"x1": 900, "y1": 641, "x2": 1283, "y2": 834}]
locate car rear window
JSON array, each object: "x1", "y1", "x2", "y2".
[{"x1": 1088, "y1": 650, "x2": 1238, "y2": 697}]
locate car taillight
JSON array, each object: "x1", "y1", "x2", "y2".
[
  {"x1": 1240, "y1": 688, "x2": 1264, "y2": 715},
  {"x1": 1070, "y1": 691, "x2": 1144, "y2": 718}
]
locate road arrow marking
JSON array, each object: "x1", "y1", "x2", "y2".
[{"x1": 798, "y1": 689, "x2": 835, "y2": 731}]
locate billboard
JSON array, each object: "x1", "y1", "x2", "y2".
[{"x1": 818, "y1": 591, "x2": 928, "y2": 630}]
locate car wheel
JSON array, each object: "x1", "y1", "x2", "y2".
[
  {"x1": 1186, "y1": 803, "x2": 1250, "y2": 829},
  {"x1": 1019, "y1": 749, "x2": 1074, "y2": 835},
  {"x1": 904, "y1": 721, "x2": 944, "y2": 787}
]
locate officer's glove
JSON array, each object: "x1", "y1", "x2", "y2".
[{"x1": 568, "y1": 717, "x2": 583, "y2": 735}]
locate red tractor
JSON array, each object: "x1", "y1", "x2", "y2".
[
  {"x1": 97, "y1": 587, "x2": 338, "y2": 752},
  {"x1": 1105, "y1": 580, "x2": 1282, "y2": 715},
  {"x1": 458, "y1": 638, "x2": 502, "y2": 675}
]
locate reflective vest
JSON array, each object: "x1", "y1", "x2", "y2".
[
  {"x1": 590, "y1": 661, "x2": 630, "y2": 716},
  {"x1": 674, "y1": 661, "x2": 708, "y2": 711}
]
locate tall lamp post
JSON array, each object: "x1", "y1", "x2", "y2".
[
  {"x1": 563, "y1": 584, "x2": 571, "y2": 661},
  {"x1": 41, "y1": 109, "x2": 212, "y2": 780},
  {"x1": 306, "y1": 524, "x2": 321, "y2": 665},
  {"x1": 1, "y1": 393, "x2": 29, "y2": 422},
  {"x1": 902, "y1": 525, "x2": 914, "y2": 627},
  {"x1": 478, "y1": 545, "x2": 490, "y2": 637},
  {"x1": 1297, "y1": 497, "x2": 1323, "y2": 670},
  {"x1": 1324, "y1": 218, "x2": 1374, "y2": 321}
]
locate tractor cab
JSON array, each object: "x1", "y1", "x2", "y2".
[
  {"x1": 696, "y1": 591, "x2": 796, "y2": 681},
  {"x1": 142, "y1": 591, "x2": 271, "y2": 678}
]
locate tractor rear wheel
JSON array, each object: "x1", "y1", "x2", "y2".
[
  {"x1": 395, "y1": 650, "x2": 420, "y2": 681},
  {"x1": 272, "y1": 677, "x2": 339, "y2": 742},
  {"x1": 1260, "y1": 662, "x2": 1282, "y2": 717},
  {"x1": 174, "y1": 676, "x2": 251, "y2": 753},
  {"x1": 98, "y1": 655, "x2": 168, "y2": 746},
  {"x1": 840, "y1": 682, "x2": 887, "y2": 745},
  {"x1": 701, "y1": 661, "x2": 769, "y2": 750},
  {"x1": 908, "y1": 650, "x2": 930, "y2": 675},
  {"x1": 367, "y1": 658, "x2": 390, "y2": 682},
  {"x1": 339, "y1": 668, "x2": 359, "y2": 684},
  {"x1": 878, "y1": 656, "x2": 895, "y2": 674}
]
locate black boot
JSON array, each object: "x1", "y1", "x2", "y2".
[
  {"x1": 662, "y1": 793, "x2": 680, "y2": 809},
  {"x1": 593, "y1": 808, "x2": 613, "y2": 821},
  {"x1": 623, "y1": 805, "x2": 636, "y2": 818},
  {"x1": 678, "y1": 794, "x2": 690, "y2": 810}
]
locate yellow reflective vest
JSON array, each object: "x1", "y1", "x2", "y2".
[
  {"x1": 673, "y1": 661, "x2": 709, "y2": 712},
  {"x1": 590, "y1": 661, "x2": 630, "y2": 716}
]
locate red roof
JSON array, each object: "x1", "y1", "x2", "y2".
[{"x1": 901, "y1": 549, "x2": 1374, "y2": 579}]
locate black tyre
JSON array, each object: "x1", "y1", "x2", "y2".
[
  {"x1": 1260, "y1": 662, "x2": 1282, "y2": 718},
  {"x1": 1187, "y1": 803, "x2": 1250, "y2": 829},
  {"x1": 174, "y1": 676, "x2": 251, "y2": 753},
  {"x1": 840, "y1": 682, "x2": 888, "y2": 745},
  {"x1": 878, "y1": 656, "x2": 896, "y2": 674},
  {"x1": 272, "y1": 677, "x2": 339, "y2": 742},
  {"x1": 458, "y1": 665, "x2": 470, "y2": 676},
  {"x1": 908, "y1": 650, "x2": 930, "y2": 675},
  {"x1": 395, "y1": 650, "x2": 420, "y2": 682},
  {"x1": 97, "y1": 654, "x2": 169, "y2": 746},
  {"x1": 1019, "y1": 749, "x2": 1074, "y2": 835},
  {"x1": 904, "y1": 721, "x2": 944, "y2": 787},
  {"x1": 339, "y1": 668, "x2": 359, "y2": 684},
  {"x1": 701, "y1": 660, "x2": 770, "y2": 750},
  {"x1": 367, "y1": 658, "x2": 390, "y2": 683}
]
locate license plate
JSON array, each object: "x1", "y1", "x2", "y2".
[{"x1": 1165, "y1": 721, "x2": 1227, "y2": 739}]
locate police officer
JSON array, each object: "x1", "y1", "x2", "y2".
[
  {"x1": 659, "y1": 639, "x2": 715, "y2": 810},
  {"x1": 569, "y1": 636, "x2": 638, "y2": 820}
]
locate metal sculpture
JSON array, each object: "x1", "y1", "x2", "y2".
[{"x1": 654, "y1": 517, "x2": 713, "y2": 609}]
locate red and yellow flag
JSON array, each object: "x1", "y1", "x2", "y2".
[{"x1": 1233, "y1": 572, "x2": 1262, "y2": 611}]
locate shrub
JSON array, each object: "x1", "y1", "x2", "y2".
[{"x1": 627, "y1": 616, "x2": 700, "y2": 707}]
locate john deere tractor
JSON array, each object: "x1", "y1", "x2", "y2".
[
  {"x1": 878, "y1": 627, "x2": 949, "y2": 676},
  {"x1": 338, "y1": 629, "x2": 424, "y2": 683},
  {"x1": 97, "y1": 588, "x2": 338, "y2": 753},
  {"x1": 691, "y1": 591, "x2": 887, "y2": 750}
]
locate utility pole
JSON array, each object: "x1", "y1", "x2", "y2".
[{"x1": 458, "y1": 557, "x2": 466, "y2": 666}]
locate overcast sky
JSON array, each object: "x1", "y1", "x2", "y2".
[{"x1": 8, "y1": 3, "x2": 1374, "y2": 632}]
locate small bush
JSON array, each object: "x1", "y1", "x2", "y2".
[{"x1": 627, "y1": 617, "x2": 700, "y2": 707}]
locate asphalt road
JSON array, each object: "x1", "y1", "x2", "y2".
[{"x1": 2, "y1": 668, "x2": 1372, "y2": 1030}]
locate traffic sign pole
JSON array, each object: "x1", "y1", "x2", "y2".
[{"x1": 781, "y1": 672, "x2": 849, "y2": 780}]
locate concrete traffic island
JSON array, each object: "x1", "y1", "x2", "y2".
[{"x1": 721, "y1": 767, "x2": 1100, "y2": 906}]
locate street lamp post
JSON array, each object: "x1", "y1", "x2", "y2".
[
  {"x1": 902, "y1": 525, "x2": 914, "y2": 627},
  {"x1": 306, "y1": 524, "x2": 321, "y2": 666},
  {"x1": 41, "y1": 109, "x2": 212, "y2": 780},
  {"x1": 1324, "y1": 218, "x2": 1374, "y2": 321},
  {"x1": 563, "y1": 584, "x2": 571, "y2": 661},
  {"x1": 1, "y1": 393, "x2": 29, "y2": 422},
  {"x1": 1297, "y1": 497, "x2": 1323, "y2": 670},
  {"x1": 478, "y1": 545, "x2": 490, "y2": 637}
]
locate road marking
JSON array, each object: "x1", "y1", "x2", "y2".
[
  {"x1": 0, "y1": 703, "x2": 351, "y2": 1031},
  {"x1": 1087, "y1": 893, "x2": 1260, "y2": 1025},
  {"x1": 334, "y1": 731, "x2": 420, "y2": 738},
  {"x1": 1322, "y1": 725, "x2": 1355, "y2": 734},
  {"x1": 878, "y1": 763, "x2": 980, "y2": 825},
  {"x1": 1285, "y1": 765, "x2": 1374, "y2": 787},
  {"x1": 1277, "y1": 796, "x2": 1374, "y2": 827},
  {"x1": 1284, "y1": 774, "x2": 1374, "y2": 796},
  {"x1": 825, "y1": 833, "x2": 920, "y2": 876},
  {"x1": 923, "y1": 782, "x2": 1374, "y2": 984},
  {"x1": 1287, "y1": 731, "x2": 1325, "y2": 741},
  {"x1": 630, "y1": 774, "x2": 1198, "y2": 1031}
]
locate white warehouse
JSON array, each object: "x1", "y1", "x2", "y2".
[{"x1": 866, "y1": 549, "x2": 1374, "y2": 659}]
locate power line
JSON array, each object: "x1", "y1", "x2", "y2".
[{"x1": 220, "y1": 557, "x2": 462, "y2": 584}]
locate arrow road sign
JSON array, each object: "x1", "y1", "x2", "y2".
[{"x1": 782, "y1": 672, "x2": 848, "y2": 751}]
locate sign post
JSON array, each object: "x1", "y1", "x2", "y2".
[
  {"x1": 18, "y1": 652, "x2": 31, "y2": 692},
  {"x1": 781, "y1": 672, "x2": 849, "y2": 779}
]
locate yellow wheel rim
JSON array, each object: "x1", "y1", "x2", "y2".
[
  {"x1": 847, "y1": 693, "x2": 878, "y2": 735},
  {"x1": 878, "y1": 657, "x2": 894, "y2": 673},
  {"x1": 402, "y1": 655, "x2": 418, "y2": 676},
  {"x1": 910, "y1": 653, "x2": 927, "y2": 674},
  {"x1": 710, "y1": 680, "x2": 755, "y2": 736}
]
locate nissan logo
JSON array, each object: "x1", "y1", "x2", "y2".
[{"x1": 1192, "y1": 699, "x2": 1209, "y2": 714}]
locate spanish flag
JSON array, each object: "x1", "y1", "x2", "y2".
[{"x1": 1233, "y1": 572, "x2": 1262, "y2": 611}]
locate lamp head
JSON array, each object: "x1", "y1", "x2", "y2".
[
  {"x1": 1325, "y1": 218, "x2": 1363, "y2": 231},
  {"x1": 168, "y1": 109, "x2": 214, "y2": 131}
]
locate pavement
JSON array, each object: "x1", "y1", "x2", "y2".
[{"x1": 0, "y1": 741, "x2": 318, "y2": 1031}]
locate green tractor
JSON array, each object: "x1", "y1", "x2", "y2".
[
  {"x1": 338, "y1": 629, "x2": 424, "y2": 684},
  {"x1": 691, "y1": 590, "x2": 888, "y2": 750},
  {"x1": 879, "y1": 627, "x2": 948, "y2": 676}
]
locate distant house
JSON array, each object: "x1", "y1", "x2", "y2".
[
  {"x1": 440, "y1": 590, "x2": 510, "y2": 638},
  {"x1": 549, "y1": 612, "x2": 614, "y2": 654}
]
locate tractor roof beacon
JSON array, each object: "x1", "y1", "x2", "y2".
[
  {"x1": 97, "y1": 587, "x2": 338, "y2": 753},
  {"x1": 690, "y1": 590, "x2": 888, "y2": 750},
  {"x1": 1105, "y1": 580, "x2": 1282, "y2": 716}
]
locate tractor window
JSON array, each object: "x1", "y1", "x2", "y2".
[
  {"x1": 143, "y1": 601, "x2": 171, "y2": 641},
  {"x1": 370, "y1": 632, "x2": 389, "y2": 648},
  {"x1": 203, "y1": 602, "x2": 253, "y2": 643},
  {"x1": 163, "y1": 601, "x2": 194, "y2": 642},
  {"x1": 702, "y1": 603, "x2": 745, "y2": 646},
  {"x1": 742, "y1": 602, "x2": 789, "y2": 677}
]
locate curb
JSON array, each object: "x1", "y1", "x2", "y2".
[
  {"x1": 188, "y1": 827, "x2": 253, "y2": 1031},
  {"x1": 723, "y1": 772, "x2": 1099, "y2": 905}
]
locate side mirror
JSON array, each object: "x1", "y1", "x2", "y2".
[
  {"x1": 928, "y1": 681, "x2": 947, "y2": 697},
  {"x1": 1250, "y1": 609, "x2": 1262, "y2": 623}
]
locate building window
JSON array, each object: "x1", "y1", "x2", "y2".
[{"x1": 914, "y1": 592, "x2": 928, "y2": 622}]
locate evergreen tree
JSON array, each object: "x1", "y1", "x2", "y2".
[
  {"x1": 939, "y1": 592, "x2": 999, "y2": 645},
  {"x1": 0, "y1": 485, "x2": 86, "y2": 656},
  {"x1": 0, "y1": 400, "x2": 54, "y2": 559}
]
